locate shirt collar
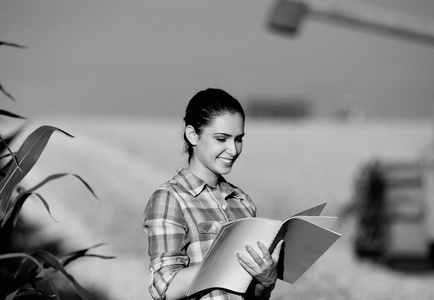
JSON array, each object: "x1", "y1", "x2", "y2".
[
  {"x1": 174, "y1": 168, "x2": 237, "y2": 199},
  {"x1": 219, "y1": 180, "x2": 237, "y2": 199}
]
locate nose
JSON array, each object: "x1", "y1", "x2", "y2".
[{"x1": 226, "y1": 140, "x2": 238, "y2": 156}]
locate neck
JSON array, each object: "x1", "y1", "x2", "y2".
[{"x1": 187, "y1": 163, "x2": 219, "y2": 188}]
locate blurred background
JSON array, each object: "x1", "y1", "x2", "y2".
[
  {"x1": 1, "y1": 0, "x2": 434, "y2": 299},
  {"x1": 1, "y1": 0, "x2": 434, "y2": 120}
]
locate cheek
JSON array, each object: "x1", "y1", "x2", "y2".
[
  {"x1": 237, "y1": 143, "x2": 243, "y2": 154},
  {"x1": 200, "y1": 140, "x2": 220, "y2": 155}
]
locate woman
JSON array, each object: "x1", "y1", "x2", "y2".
[{"x1": 143, "y1": 88, "x2": 283, "y2": 300}]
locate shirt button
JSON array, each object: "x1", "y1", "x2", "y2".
[{"x1": 222, "y1": 204, "x2": 227, "y2": 210}]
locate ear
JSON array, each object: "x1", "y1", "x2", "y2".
[{"x1": 185, "y1": 125, "x2": 198, "y2": 146}]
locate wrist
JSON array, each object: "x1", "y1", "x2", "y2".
[
  {"x1": 254, "y1": 281, "x2": 276, "y2": 299},
  {"x1": 258, "y1": 281, "x2": 275, "y2": 290}
]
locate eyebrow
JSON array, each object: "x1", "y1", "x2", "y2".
[{"x1": 213, "y1": 133, "x2": 245, "y2": 138}]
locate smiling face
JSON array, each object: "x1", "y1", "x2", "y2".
[{"x1": 186, "y1": 112, "x2": 245, "y2": 187}]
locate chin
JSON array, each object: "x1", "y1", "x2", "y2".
[{"x1": 217, "y1": 166, "x2": 233, "y2": 175}]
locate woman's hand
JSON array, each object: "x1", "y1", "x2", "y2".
[{"x1": 236, "y1": 239, "x2": 284, "y2": 288}]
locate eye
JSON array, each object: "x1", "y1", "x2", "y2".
[
  {"x1": 236, "y1": 137, "x2": 243, "y2": 143},
  {"x1": 216, "y1": 137, "x2": 226, "y2": 142}
]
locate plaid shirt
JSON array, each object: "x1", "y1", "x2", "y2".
[{"x1": 143, "y1": 168, "x2": 257, "y2": 300}]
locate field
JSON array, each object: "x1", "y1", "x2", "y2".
[{"x1": 13, "y1": 115, "x2": 434, "y2": 299}]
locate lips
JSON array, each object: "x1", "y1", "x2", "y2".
[{"x1": 218, "y1": 157, "x2": 234, "y2": 166}]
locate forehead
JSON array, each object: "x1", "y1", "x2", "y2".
[{"x1": 205, "y1": 113, "x2": 245, "y2": 134}]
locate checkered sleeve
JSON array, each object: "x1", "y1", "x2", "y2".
[{"x1": 143, "y1": 188, "x2": 190, "y2": 300}]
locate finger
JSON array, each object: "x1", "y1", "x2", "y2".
[
  {"x1": 236, "y1": 252, "x2": 256, "y2": 276},
  {"x1": 244, "y1": 244, "x2": 264, "y2": 265},
  {"x1": 235, "y1": 251, "x2": 257, "y2": 273},
  {"x1": 256, "y1": 241, "x2": 272, "y2": 262},
  {"x1": 271, "y1": 239, "x2": 284, "y2": 261}
]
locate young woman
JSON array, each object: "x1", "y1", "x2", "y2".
[{"x1": 143, "y1": 88, "x2": 283, "y2": 300}]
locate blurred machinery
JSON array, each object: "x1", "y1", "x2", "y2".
[
  {"x1": 354, "y1": 157, "x2": 434, "y2": 269},
  {"x1": 247, "y1": 96, "x2": 312, "y2": 119},
  {"x1": 267, "y1": 0, "x2": 434, "y2": 269},
  {"x1": 268, "y1": 0, "x2": 434, "y2": 44}
]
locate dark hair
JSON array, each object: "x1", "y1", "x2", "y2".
[{"x1": 183, "y1": 88, "x2": 245, "y2": 160}]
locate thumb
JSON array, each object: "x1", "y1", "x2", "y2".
[{"x1": 271, "y1": 239, "x2": 284, "y2": 261}]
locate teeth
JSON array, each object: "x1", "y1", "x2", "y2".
[{"x1": 219, "y1": 158, "x2": 233, "y2": 165}]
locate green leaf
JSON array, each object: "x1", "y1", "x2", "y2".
[
  {"x1": 0, "y1": 41, "x2": 27, "y2": 49},
  {"x1": 0, "y1": 253, "x2": 45, "y2": 270},
  {"x1": 60, "y1": 244, "x2": 115, "y2": 267},
  {"x1": 26, "y1": 173, "x2": 98, "y2": 199},
  {"x1": 0, "y1": 126, "x2": 73, "y2": 222},
  {"x1": 0, "y1": 134, "x2": 21, "y2": 171},
  {"x1": 0, "y1": 173, "x2": 98, "y2": 228},
  {"x1": 31, "y1": 250, "x2": 94, "y2": 300},
  {"x1": 0, "y1": 109, "x2": 25, "y2": 119},
  {"x1": 0, "y1": 126, "x2": 23, "y2": 155},
  {"x1": 0, "y1": 41, "x2": 26, "y2": 102},
  {"x1": 0, "y1": 153, "x2": 15, "y2": 160},
  {"x1": 0, "y1": 159, "x2": 13, "y2": 182},
  {"x1": 13, "y1": 288, "x2": 54, "y2": 299},
  {"x1": 0, "y1": 193, "x2": 31, "y2": 238},
  {"x1": 0, "y1": 82, "x2": 15, "y2": 102},
  {"x1": 0, "y1": 192, "x2": 56, "y2": 236},
  {"x1": 5, "y1": 290, "x2": 18, "y2": 300}
]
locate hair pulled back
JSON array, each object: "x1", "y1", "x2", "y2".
[{"x1": 183, "y1": 88, "x2": 245, "y2": 161}]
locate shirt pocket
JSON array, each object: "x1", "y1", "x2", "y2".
[{"x1": 197, "y1": 221, "x2": 223, "y2": 235}]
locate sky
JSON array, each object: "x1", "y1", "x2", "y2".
[{"x1": 1, "y1": 0, "x2": 434, "y2": 120}]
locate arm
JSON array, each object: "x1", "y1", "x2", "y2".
[
  {"x1": 144, "y1": 189, "x2": 192, "y2": 300},
  {"x1": 237, "y1": 240, "x2": 284, "y2": 300},
  {"x1": 165, "y1": 264, "x2": 200, "y2": 300}
]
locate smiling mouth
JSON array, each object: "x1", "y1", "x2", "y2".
[{"x1": 218, "y1": 157, "x2": 234, "y2": 166}]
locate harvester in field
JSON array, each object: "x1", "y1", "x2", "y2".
[
  {"x1": 353, "y1": 156, "x2": 434, "y2": 269},
  {"x1": 267, "y1": 0, "x2": 434, "y2": 269}
]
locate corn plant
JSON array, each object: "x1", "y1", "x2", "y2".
[{"x1": 0, "y1": 41, "x2": 113, "y2": 300}]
